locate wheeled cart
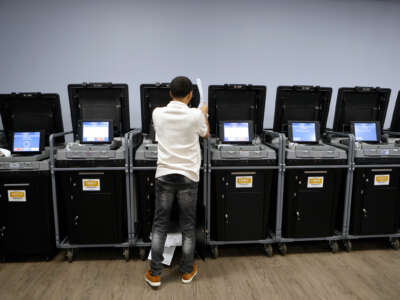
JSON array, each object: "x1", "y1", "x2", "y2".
[
  {"x1": 206, "y1": 84, "x2": 281, "y2": 258},
  {"x1": 272, "y1": 86, "x2": 353, "y2": 254},
  {"x1": 50, "y1": 83, "x2": 132, "y2": 262},
  {"x1": 332, "y1": 87, "x2": 400, "y2": 251},
  {"x1": 0, "y1": 92, "x2": 64, "y2": 261},
  {"x1": 130, "y1": 83, "x2": 207, "y2": 260}
]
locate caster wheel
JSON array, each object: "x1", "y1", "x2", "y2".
[
  {"x1": 390, "y1": 239, "x2": 400, "y2": 250},
  {"x1": 278, "y1": 243, "x2": 287, "y2": 256},
  {"x1": 123, "y1": 248, "x2": 130, "y2": 261},
  {"x1": 210, "y1": 246, "x2": 219, "y2": 259},
  {"x1": 330, "y1": 241, "x2": 339, "y2": 253},
  {"x1": 139, "y1": 248, "x2": 147, "y2": 261},
  {"x1": 343, "y1": 240, "x2": 352, "y2": 252},
  {"x1": 264, "y1": 244, "x2": 273, "y2": 257},
  {"x1": 65, "y1": 249, "x2": 74, "y2": 263}
]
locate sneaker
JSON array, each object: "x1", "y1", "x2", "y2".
[
  {"x1": 181, "y1": 264, "x2": 198, "y2": 284},
  {"x1": 144, "y1": 270, "x2": 161, "y2": 287}
]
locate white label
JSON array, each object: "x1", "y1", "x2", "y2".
[
  {"x1": 374, "y1": 174, "x2": 390, "y2": 186},
  {"x1": 82, "y1": 179, "x2": 100, "y2": 191},
  {"x1": 8, "y1": 190, "x2": 27, "y2": 202},
  {"x1": 235, "y1": 176, "x2": 253, "y2": 188},
  {"x1": 307, "y1": 176, "x2": 324, "y2": 188}
]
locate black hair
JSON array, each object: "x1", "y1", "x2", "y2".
[{"x1": 170, "y1": 76, "x2": 193, "y2": 98}]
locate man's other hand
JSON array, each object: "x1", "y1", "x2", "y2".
[{"x1": 199, "y1": 103, "x2": 208, "y2": 116}]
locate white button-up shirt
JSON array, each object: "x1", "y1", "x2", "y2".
[{"x1": 152, "y1": 100, "x2": 208, "y2": 182}]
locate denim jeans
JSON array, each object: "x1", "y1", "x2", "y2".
[{"x1": 150, "y1": 174, "x2": 198, "y2": 276}]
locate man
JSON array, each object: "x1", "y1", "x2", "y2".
[{"x1": 145, "y1": 76, "x2": 209, "y2": 287}]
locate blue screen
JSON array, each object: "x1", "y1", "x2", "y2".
[
  {"x1": 82, "y1": 121, "x2": 110, "y2": 143},
  {"x1": 291, "y1": 122, "x2": 317, "y2": 142},
  {"x1": 354, "y1": 122, "x2": 378, "y2": 142},
  {"x1": 13, "y1": 132, "x2": 41, "y2": 152},
  {"x1": 223, "y1": 122, "x2": 250, "y2": 142}
]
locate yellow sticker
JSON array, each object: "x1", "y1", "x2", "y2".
[
  {"x1": 236, "y1": 176, "x2": 253, "y2": 188},
  {"x1": 8, "y1": 190, "x2": 27, "y2": 202},
  {"x1": 307, "y1": 176, "x2": 324, "y2": 188},
  {"x1": 374, "y1": 174, "x2": 389, "y2": 186},
  {"x1": 82, "y1": 179, "x2": 100, "y2": 191}
]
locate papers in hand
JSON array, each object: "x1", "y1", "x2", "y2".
[{"x1": 196, "y1": 78, "x2": 204, "y2": 108}]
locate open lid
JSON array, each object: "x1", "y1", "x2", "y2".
[
  {"x1": 0, "y1": 92, "x2": 64, "y2": 146},
  {"x1": 273, "y1": 85, "x2": 332, "y2": 134},
  {"x1": 208, "y1": 84, "x2": 266, "y2": 136},
  {"x1": 140, "y1": 83, "x2": 200, "y2": 134},
  {"x1": 68, "y1": 82, "x2": 130, "y2": 139},
  {"x1": 390, "y1": 91, "x2": 400, "y2": 132},
  {"x1": 333, "y1": 87, "x2": 390, "y2": 132}
]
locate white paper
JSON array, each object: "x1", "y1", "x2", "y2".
[
  {"x1": 148, "y1": 246, "x2": 176, "y2": 266},
  {"x1": 165, "y1": 232, "x2": 182, "y2": 247},
  {"x1": 196, "y1": 78, "x2": 204, "y2": 108},
  {"x1": 149, "y1": 232, "x2": 182, "y2": 247}
]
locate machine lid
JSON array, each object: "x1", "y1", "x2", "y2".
[
  {"x1": 68, "y1": 82, "x2": 130, "y2": 139},
  {"x1": 0, "y1": 92, "x2": 64, "y2": 146},
  {"x1": 140, "y1": 83, "x2": 200, "y2": 134},
  {"x1": 208, "y1": 84, "x2": 266, "y2": 136},
  {"x1": 333, "y1": 86, "x2": 390, "y2": 132},
  {"x1": 390, "y1": 91, "x2": 400, "y2": 132},
  {"x1": 273, "y1": 85, "x2": 332, "y2": 134}
]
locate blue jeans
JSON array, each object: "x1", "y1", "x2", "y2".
[{"x1": 150, "y1": 174, "x2": 198, "y2": 276}]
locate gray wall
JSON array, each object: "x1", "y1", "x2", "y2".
[{"x1": 0, "y1": 0, "x2": 399, "y2": 131}]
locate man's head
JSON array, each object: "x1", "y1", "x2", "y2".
[{"x1": 170, "y1": 76, "x2": 193, "y2": 105}]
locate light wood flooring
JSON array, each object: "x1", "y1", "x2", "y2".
[{"x1": 0, "y1": 240, "x2": 399, "y2": 300}]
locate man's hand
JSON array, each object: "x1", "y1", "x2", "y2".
[{"x1": 199, "y1": 102, "x2": 208, "y2": 116}]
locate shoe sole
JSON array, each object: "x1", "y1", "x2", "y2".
[
  {"x1": 181, "y1": 270, "x2": 198, "y2": 284},
  {"x1": 145, "y1": 276, "x2": 161, "y2": 288}
]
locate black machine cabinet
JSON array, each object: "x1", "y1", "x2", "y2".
[
  {"x1": 351, "y1": 168, "x2": 400, "y2": 235},
  {"x1": 333, "y1": 86, "x2": 400, "y2": 236},
  {"x1": 211, "y1": 170, "x2": 273, "y2": 241},
  {"x1": 208, "y1": 84, "x2": 277, "y2": 242},
  {"x1": 0, "y1": 93, "x2": 63, "y2": 261},
  {"x1": 54, "y1": 83, "x2": 131, "y2": 248},
  {"x1": 282, "y1": 169, "x2": 344, "y2": 238},
  {"x1": 273, "y1": 85, "x2": 348, "y2": 238},
  {"x1": 0, "y1": 171, "x2": 55, "y2": 260},
  {"x1": 57, "y1": 171, "x2": 127, "y2": 244}
]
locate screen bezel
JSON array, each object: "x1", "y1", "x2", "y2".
[
  {"x1": 351, "y1": 121, "x2": 381, "y2": 143},
  {"x1": 79, "y1": 119, "x2": 114, "y2": 144},
  {"x1": 11, "y1": 130, "x2": 45, "y2": 154},
  {"x1": 288, "y1": 121, "x2": 320, "y2": 143},
  {"x1": 218, "y1": 120, "x2": 254, "y2": 144}
]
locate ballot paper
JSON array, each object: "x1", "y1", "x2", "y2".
[
  {"x1": 148, "y1": 246, "x2": 176, "y2": 266},
  {"x1": 196, "y1": 78, "x2": 204, "y2": 108},
  {"x1": 147, "y1": 232, "x2": 183, "y2": 266}
]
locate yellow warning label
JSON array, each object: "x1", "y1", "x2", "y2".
[
  {"x1": 307, "y1": 176, "x2": 324, "y2": 188},
  {"x1": 82, "y1": 179, "x2": 100, "y2": 191},
  {"x1": 236, "y1": 176, "x2": 253, "y2": 188},
  {"x1": 8, "y1": 190, "x2": 27, "y2": 202},
  {"x1": 374, "y1": 174, "x2": 390, "y2": 186}
]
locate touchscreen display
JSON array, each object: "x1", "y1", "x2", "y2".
[
  {"x1": 291, "y1": 122, "x2": 317, "y2": 142},
  {"x1": 82, "y1": 121, "x2": 110, "y2": 143},
  {"x1": 353, "y1": 122, "x2": 378, "y2": 142},
  {"x1": 13, "y1": 132, "x2": 41, "y2": 152},
  {"x1": 223, "y1": 122, "x2": 250, "y2": 142}
]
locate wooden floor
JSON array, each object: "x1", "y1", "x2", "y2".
[{"x1": 1, "y1": 241, "x2": 399, "y2": 300}]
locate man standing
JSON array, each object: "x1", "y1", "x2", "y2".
[{"x1": 145, "y1": 76, "x2": 209, "y2": 287}]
